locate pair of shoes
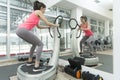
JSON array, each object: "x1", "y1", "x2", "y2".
[
  {"x1": 33, "y1": 65, "x2": 46, "y2": 72},
  {"x1": 26, "y1": 61, "x2": 34, "y2": 66}
]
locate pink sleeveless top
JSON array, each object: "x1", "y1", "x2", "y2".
[
  {"x1": 18, "y1": 11, "x2": 40, "y2": 30},
  {"x1": 80, "y1": 23, "x2": 93, "y2": 36}
]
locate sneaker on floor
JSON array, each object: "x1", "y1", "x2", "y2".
[
  {"x1": 26, "y1": 61, "x2": 34, "y2": 66},
  {"x1": 33, "y1": 65, "x2": 46, "y2": 72}
]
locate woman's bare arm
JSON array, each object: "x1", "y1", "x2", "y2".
[
  {"x1": 35, "y1": 10, "x2": 59, "y2": 27},
  {"x1": 36, "y1": 24, "x2": 51, "y2": 29}
]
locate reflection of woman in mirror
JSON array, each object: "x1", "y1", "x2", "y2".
[{"x1": 78, "y1": 16, "x2": 93, "y2": 54}]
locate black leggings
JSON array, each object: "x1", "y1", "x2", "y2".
[{"x1": 80, "y1": 36, "x2": 90, "y2": 52}]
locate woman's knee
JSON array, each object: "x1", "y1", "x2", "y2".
[
  {"x1": 32, "y1": 45, "x2": 36, "y2": 48},
  {"x1": 38, "y1": 42, "x2": 44, "y2": 46}
]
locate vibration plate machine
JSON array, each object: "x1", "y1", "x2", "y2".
[{"x1": 17, "y1": 15, "x2": 63, "y2": 80}]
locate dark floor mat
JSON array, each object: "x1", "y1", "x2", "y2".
[
  {"x1": 95, "y1": 54, "x2": 113, "y2": 73},
  {"x1": 21, "y1": 64, "x2": 53, "y2": 74},
  {"x1": 0, "y1": 63, "x2": 23, "y2": 80}
]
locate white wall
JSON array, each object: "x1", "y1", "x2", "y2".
[{"x1": 113, "y1": 0, "x2": 120, "y2": 80}]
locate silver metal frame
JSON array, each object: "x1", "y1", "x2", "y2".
[{"x1": 17, "y1": 64, "x2": 57, "y2": 80}]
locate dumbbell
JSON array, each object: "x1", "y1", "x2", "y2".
[
  {"x1": 93, "y1": 75, "x2": 103, "y2": 80},
  {"x1": 82, "y1": 71, "x2": 89, "y2": 80},
  {"x1": 82, "y1": 71, "x2": 103, "y2": 80},
  {"x1": 18, "y1": 56, "x2": 28, "y2": 61},
  {"x1": 64, "y1": 65, "x2": 82, "y2": 79}
]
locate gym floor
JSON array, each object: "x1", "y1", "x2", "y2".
[{"x1": 0, "y1": 49, "x2": 112, "y2": 80}]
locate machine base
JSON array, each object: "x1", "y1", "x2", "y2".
[
  {"x1": 80, "y1": 54, "x2": 99, "y2": 66},
  {"x1": 17, "y1": 64, "x2": 57, "y2": 80}
]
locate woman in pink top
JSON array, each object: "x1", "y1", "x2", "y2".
[
  {"x1": 16, "y1": 1, "x2": 59, "y2": 72},
  {"x1": 78, "y1": 16, "x2": 93, "y2": 54}
]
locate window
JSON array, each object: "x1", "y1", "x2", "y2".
[
  {"x1": 90, "y1": 18, "x2": 105, "y2": 37},
  {"x1": 98, "y1": 21, "x2": 104, "y2": 34},
  {"x1": 38, "y1": 16, "x2": 55, "y2": 50},
  {"x1": 10, "y1": 0, "x2": 32, "y2": 10},
  {"x1": 0, "y1": 1, "x2": 72, "y2": 57},
  {"x1": 90, "y1": 19, "x2": 97, "y2": 25},
  {"x1": 0, "y1": 6, "x2": 7, "y2": 55},
  {"x1": 10, "y1": 8, "x2": 31, "y2": 54},
  {"x1": 91, "y1": 25, "x2": 97, "y2": 32},
  {"x1": 0, "y1": 0, "x2": 7, "y2": 4},
  {"x1": 59, "y1": 20, "x2": 71, "y2": 51},
  {"x1": 109, "y1": 23, "x2": 113, "y2": 36},
  {"x1": 58, "y1": 7, "x2": 71, "y2": 18},
  {"x1": 45, "y1": 7, "x2": 57, "y2": 16}
]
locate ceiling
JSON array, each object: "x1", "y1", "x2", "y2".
[
  {"x1": 54, "y1": 0, "x2": 78, "y2": 9},
  {"x1": 53, "y1": 0, "x2": 113, "y2": 20},
  {"x1": 55, "y1": 0, "x2": 113, "y2": 11},
  {"x1": 93, "y1": 0, "x2": 113, "y2": 11}
]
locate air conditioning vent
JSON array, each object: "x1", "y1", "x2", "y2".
[{"x1": 94, "y1": 0, "x2": 100, "y2": 3}]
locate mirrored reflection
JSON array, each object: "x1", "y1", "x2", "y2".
[{"x1": 59, "y1": 20, "x2": 71, "y2": 51}]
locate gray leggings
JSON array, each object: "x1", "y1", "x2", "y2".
[
  {"x1": 80, "y1": 36, "x2": 93, "y2": 52},
  {"x1": 16, "y1": 28, "x2": 43, "y2": 61}
]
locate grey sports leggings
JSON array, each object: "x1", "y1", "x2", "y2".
[
  {"x1": 16, "y1": 28, "x2": 43, "y2": 61},
  {"x1": 80, "y1": 36, "x2": 92, "y2": 52}
]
